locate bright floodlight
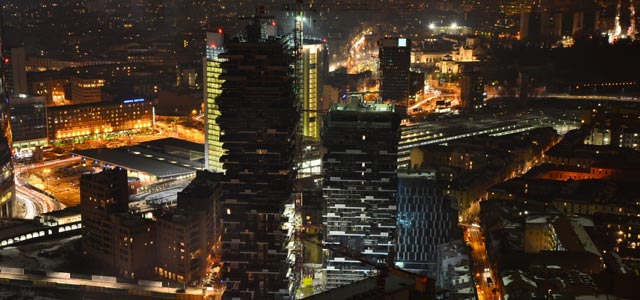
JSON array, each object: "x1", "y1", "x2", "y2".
[
  {"x1": 451, "y1": 22, "x2": 458, "y2": 29},
  {"x1": 429, "y1": 23, "x2": 435, "y2": 30}
]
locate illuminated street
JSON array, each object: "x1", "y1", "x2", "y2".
[
  {"x1": 408, "y1": 90, "x2": 439, "y2": 114},
  {"x1": 345, "y1": 27, "x2": 377, "y2": 75},
  {"x1": 14, "y1": 157, "x2": 80, "y2": 218},
  {"x1": 13, "y1": 119, "x2": 205, "y2": 219},
  {"x1": 466, "y1": 225, "x2": 502, "y2": 300}
]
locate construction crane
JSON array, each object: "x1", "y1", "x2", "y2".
[
  {"x1": 281, "y1": 0, "x2": 307, "y2": 158},
  {"x1": 281, "y1": 0, "x2": 306, "y2": 101}
]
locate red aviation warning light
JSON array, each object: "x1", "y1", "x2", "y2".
[{"x1": 416, "y1": 278, "x2": 426, "y2": 292}]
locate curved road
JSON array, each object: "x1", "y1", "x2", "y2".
[
  {"x1": 17, "y1": 192, "x2": 38, "y2": 220},
  {"x1": 15, "y1": 157, "x2": 80, "y2": 218}
]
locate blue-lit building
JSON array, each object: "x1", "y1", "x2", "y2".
[{"x1": 396, "y1": 171, "x2": 459, "y2": 277}]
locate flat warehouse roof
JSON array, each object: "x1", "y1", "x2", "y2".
[
  {"x1": 140, "y1": 137, "x2": 204, "y2": 153},
  {"x1": 73, "y1": 148, "x2": 196, "y2": 179}
]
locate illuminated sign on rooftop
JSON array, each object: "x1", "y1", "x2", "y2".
[{"x1": 123, "y1": 98, "x2": 145, "y2": 104}]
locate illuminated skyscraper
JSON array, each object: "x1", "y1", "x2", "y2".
[
  {"x1": 322, "y1": 94, "x2": 401, "y2": 289},
  {"x1": 301, "y1": 39, "x2": 328, "y2": 140},
  {"x1": 0, "y1": 28, "x2": 15, "y2": 217},
  {"x1": 203, "y1": 30, "x2": 226, "y2": 173}
]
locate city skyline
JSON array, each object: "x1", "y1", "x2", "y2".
[{"x1": 0, "y1": 1, "x2": 639, "y2": 300}]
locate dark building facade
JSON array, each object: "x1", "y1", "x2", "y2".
[
  {"x1": 156, "y1": 170, "x2": 223, "y2": 284},
  {"x1": 0, "y1": 34, "x2": 15, "y2": 217},
  {"x1": 10, "y1": 94, "x2": 47, "y2": 149},
  {"x1": 379, "y1": 37, "x2": 411, "y2": 107},
  {"x1": 9, "y1": 47, "x2": 27, "y2": 95},
  {"x1": 80, "y1": 168, "x2": 131, "y2": 269},
  {"x1": 322, "y1": 95, "x2": 401, "y2": 289},
  {"x1": 460, "y1": 65, "x2": 484, "y2": 112},
  {"x1": 111, "y1": 212, "x2": 156, "y2": 279},
  {"x1": 396, "y1": 172, "x2": 459, "y2": 277},
  {"x1": 216, "y1": 19, "x2": 297, "y2": 300},
  {"x1": 80, "y1": 168, "x2": 155, "y2": 279},
  {"x1": 520, "y1": 8, "x2": 600, "y2": 44},
  {"x1": 81, "y1": 168, "x2": 223, "y2": 282}
]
